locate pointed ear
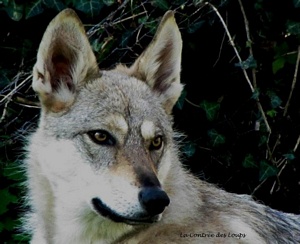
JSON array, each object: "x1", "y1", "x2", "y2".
[
  {"x1": 124, "y1": 11, "x2": 183, "y2": 114},
  {"x1": 32, "y1": 8, "x2": 99, "y2": 113}
]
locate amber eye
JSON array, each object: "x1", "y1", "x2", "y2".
[
  {"x1": 150, "y1": 136, "x2": 163, "y2": 150},
  {"x1": 88, "y1": 130, "x2": 115, "y2": 146}
]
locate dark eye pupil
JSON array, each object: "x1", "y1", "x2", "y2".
[{"x1": 94, "y1": 132, "x2": 107, "y2": 141}]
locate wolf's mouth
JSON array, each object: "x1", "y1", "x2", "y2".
[{"x1": 91, "y1": 198, "x2": 159, "y2": 225}]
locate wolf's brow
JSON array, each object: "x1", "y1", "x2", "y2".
[
  {"x1": 141, "y1": 120, "x2": 156, "y2": 140},
  {"x1": 106, "y1": 114, "x2": 128, "y2": 136}
]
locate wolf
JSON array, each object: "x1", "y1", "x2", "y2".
[{"x1": 23, "y1": 8, "x2": 300, "y2": 244}]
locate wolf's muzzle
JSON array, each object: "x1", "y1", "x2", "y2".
[{"x1": 138, "y1": 187, "x2": 170, "y2": 216}]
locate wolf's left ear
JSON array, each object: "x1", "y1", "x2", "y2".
[
  {"x1": 32, "y1": 9, "x2": 99, "y2": 113},
  {"x1": 125, "y1": 11, "x2": 183, "y2": 114}
]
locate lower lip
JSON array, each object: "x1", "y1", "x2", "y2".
[{"x1": 91, "y1": 198, "x2": 159, "y2": 225}]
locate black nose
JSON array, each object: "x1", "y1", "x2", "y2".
[{"x1": 138, "y1": 187, "x2": 170, "y2": 216}]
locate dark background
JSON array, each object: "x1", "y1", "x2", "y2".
[{"x1": 1, "y1": 0, "x2": 300, "y2": 242}]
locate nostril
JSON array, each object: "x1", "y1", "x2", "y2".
[{"x1": 138, "y1": 187, "x2": 170, "y2": 216}]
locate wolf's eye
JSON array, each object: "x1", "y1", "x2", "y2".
[
  {"x1": 88, "y1": 130, "x2": 115, "y2": 146},
  {"x1": 150, "y1": 136, "x2": 163, "y2": 150}
]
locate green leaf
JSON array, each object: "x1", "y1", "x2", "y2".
[
  {"x1": 286, "y1": 20, "x2": 300, "y2": 36},
  {"x1": 293, "y1": 0, "x2": 300, "y2": 8},
  {"x1": 274, "y1": 42, "x2": 289, "y2": 58},
  {"x1": 74, "y1": 0, "x2": 104, "y2": 18},
  {"x1": 187, "y1": 20, "x2": 205, "y2": 34},
  {"x1": 200, "y1": 100, "x2": 220, "y2": 121},
  {"x1": 26, "y1": 0, "x2": 44, "y2": 19},
  {"x1": 235, "y1": 55, "x2": 257, "y2": 69},
  {"x1": 259, "y1": 161, "x2": 278, "y2": 182},
  {"x1": 182, "y1": 142, "x2": 196, "y2": 158},
  {"x1": 259, "y1": 135, "x2": 268, "y2": 147},
  {"x1": 152, "y1": 0, "x2": 170, "y2": 11},
  {"x1": 103, "y1": 0, "x2": 115, "y2": 6},
  {"x1": 251, "y1": 90, "x2": 259, "y2": 100},
  {"x1": 2, "y1": 217, "x2": 17, "y2": 231},
  {"x1": 43, "y1": 0, "x2": 65, "y2": 11},
  {"x1": 0, "y1": 188, "x2": 18, "y2": 215},
  {"x1": 267, "y1": 109, "x2": 277, "y2": 118},
  {"x1": 251, "y1": 89, "x2": 260, "y2": 100},
  {"x1": 242, "y1": 154, "x2": 258, "y2": 169},
  {"x1": 4, "y1": 0, "x2": 23, "y2": 21},
  {"x1": 272, "y1": 57, "x2": 285, "y2": 74},
  {"x1": 266, "y1": 91, "x2": 282, "y2": 108},
  {"x1": 207, "y1": 129, "x2": 225, "y2": 147},
  {"x1": 283, "y1": 153, "x2": 295, "y2": 160},
  {"x1": 121, "y1": 30, "x2": 133, "y2": 47}
]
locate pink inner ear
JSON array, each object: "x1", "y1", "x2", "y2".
[{"x1": 51, "y1": 54, "x2": 74, "y2": 90}]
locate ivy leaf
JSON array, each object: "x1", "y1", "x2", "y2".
[
  {"x1": 26, "y1": 0, "x2": 44, "y2": 19},
  {"x1": 259, "y1": 135, "x2": 268, "y2": 147},
  {"x1": 286, "y1": 20, "x2": 300, "y2": 36},
  {"x1": 152, "y1": 0, "x2": 170, "y2": 11},
  {"x1": 293, "y1": 0, "x2": 300, "y2": 8},
  {"x1": 272, "y1": 57, "x2": 285, "y2": 74},
  {"x1": 242, "y1": 154, "x2": 258, "y2": 169},
  {"x1": 267, "y1": 109, "x2": 277, "y2": 118},
  {"x1": 74, "y1": 0, "x2": 104, "y2": 18},
  {"x1": 251, "y1": 89, "x2": 260, "y2": 100},
  {"x1": 235, "y1": 55, "x2": 257, "y2": 69},
  {"x1": 200, "y1": 100, "x2": 220, "y2": 121},
  {"x1": 207, "y1": 129, "x2": 225, "y2": 147},
  {"x1": 259, "y1": 161, "x2": 278, "y2": 182},
  {"x1": 187, "y1": 20, "x2": 205, "y2": 34},
  {"x1": 103, "y1": 0, "x2": 115, "y2": 6},
  {"x1": 283, "y1": 153, "x2": 295, "y2": 160},
  {"x1": 0, "y1": 189, "x2": 18, "y2": 215},
  {"x1": 43, "y1": 0, "x2": 65, "y2": 11},
  {"x1": 4, "y1": 0, "x2": 23, "y2": 21},
  {"x1": 270, "y1": 95, "x2": 282, "y2": 108},
  {"x1": 182, "y1": 142, "x2": 196, "y2": 158}
]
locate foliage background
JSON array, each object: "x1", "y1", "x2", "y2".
[{"x1": 1, "y1": 0, "x2": 300, "y2": 242}]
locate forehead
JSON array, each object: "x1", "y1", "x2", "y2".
[{"x1": 75, "y1": 70, "x2": 168, "y2": 127}]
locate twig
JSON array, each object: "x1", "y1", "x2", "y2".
[
  {"x1": 205, "y1": 2, "x2": 271, "y2": 135},
  {"x1": 111, "y1": 11, "x2": 147, "y2": 26},
  {"x1": 283, "y1": 45, "x2": 300, "y2": 116},
  {"x1": 270, "y1": 132, "x2": 300, "y2": 194},
  {"x1": 271, "y1": 46, "x2": 300, "y2": 162},
  {"x1": 0, "y1": 97, "x2": 11, "y2": 124},
  {"x1": 205, "y1": 2, "x2": 254, "y2": 92},
  {"x1": 293, "y1": 134, "x2": 300, "y2": 152},
  {"x1": 213, "y1": 12, "x2": 227, "y2": 67},
  {"x1": 252, "y1": 178, "x2": 267, "y2": 195},
  {"x1": 14, "y1": 96, "x2": 40, "y2": 108},
  {"x1": 185, "y1": 98, "x2": 201, "y2": 108},
  {"x1": 0, "y1": 75, "x2": 32, "y2": 104},
  {"x1": 237, "y1": 0, "x2": 257, "y2": 89}
]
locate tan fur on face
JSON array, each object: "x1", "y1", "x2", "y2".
[{"x1": 106, "y1": 114, "x2": 128, "y2": 140}]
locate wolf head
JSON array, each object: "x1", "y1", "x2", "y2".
[{"x1": 31, "y1": 9, "x2": 182, "y2": 227}]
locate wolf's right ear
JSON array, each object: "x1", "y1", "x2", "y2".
[
  {"x1": 32, "y1": 8, "x2": 99, "y2": 113},
  {"x1": 121, "y1": 11, "x2": 183, "y2": 114}
]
